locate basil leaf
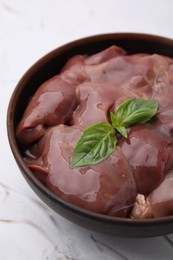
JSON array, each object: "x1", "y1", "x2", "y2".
[
  {"x1": 115, "y1": 126, "x2": 127, "y2": 138},
  {"x1": 112, "y1": 98, "x2": 158, "y2": 127},
  {"x1": 110, "y1": 112, "x2": 128, "y2": 138},
  {"x1": 71, "y1": 122, "x2": 117, "y2": 168}
]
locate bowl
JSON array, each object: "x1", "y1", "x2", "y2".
[{"x1": 7, "y1": 33, "x2": 173, "y2": 237}]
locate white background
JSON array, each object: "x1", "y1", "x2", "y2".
[{"x1": 1, "y1": 0, "x2": 173, "y2": 259}]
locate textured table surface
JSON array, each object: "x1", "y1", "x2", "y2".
[{"x1": 1, "y1": 0, "x2": 173, "y2": 259}]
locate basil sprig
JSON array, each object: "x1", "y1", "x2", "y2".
[
  {"x1": 110, "y1": 98, "x2": 158, "y2": 138},
  {"x1": 71, "y1": 98, "x2": 158, "y2": 168}
]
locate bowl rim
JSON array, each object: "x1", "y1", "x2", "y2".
[{"x1": 7, "y1": 32, "x2": 173, "y2": 226}]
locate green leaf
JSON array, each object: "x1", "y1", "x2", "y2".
[
  {"x1": 110, "y1": 112, "x2": 127, "y2": 138},
  {"x1": 116, "y1": 126, "x2": 127, "y2": 138},
  {"x1": 111, "y1": 98, "x2": 158, "y2": 127},
  {"x1": 71, "y1": 122, "x2": 117, "y2": 168}
]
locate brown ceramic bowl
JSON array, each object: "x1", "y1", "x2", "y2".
[{"x1": 7, "y1": 33, "x2": 173, "y2": 237}]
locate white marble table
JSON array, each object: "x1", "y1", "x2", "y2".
[{"x1": 1, "y1": 0, "x2": 173, "y2": 259}]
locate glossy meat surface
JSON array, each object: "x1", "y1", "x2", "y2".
[
  {"x1": 17, "y1": 75, "x2": 78, "y2": 144},
  {"x1": 147, "y1": 170, "x2": 173, "y2": 217},
  {"x1": 17, "y1": 45, "x2": 173, "y2": 218},
  {"x1": 26, "y1": 125, "x2": 136, "y2": 216}
]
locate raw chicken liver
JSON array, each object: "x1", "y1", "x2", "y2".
[{"x1": 17, "y1": 45, "x2": 173, "y2": 218}]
